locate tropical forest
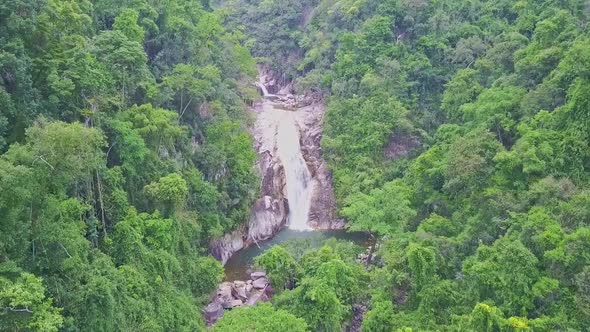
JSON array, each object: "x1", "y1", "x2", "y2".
[{"x1": 0, "y1": 0, "x2": 589, "y2": 331}]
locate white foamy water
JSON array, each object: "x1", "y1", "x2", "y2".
[
  {"x1": 256, "y1": 82, "x2": 276, "y2": 99},
  {"x1": 256, "y1": 82, "x2": 312, "y2": 231},
  {"x1": 276, "y1": 109, "x2": 313, "y2": 231}
]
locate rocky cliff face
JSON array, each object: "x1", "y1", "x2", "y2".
[
  {"x1": 295, "y1": 101, "x2": 344, "y2": 230},
  {"x1": 256, "y1": 64, "x2": 287, "y2": 95},
  {"x1": 258, "y1": 67, "x2": 342, "y2": 229},
  {"x1": 209, "y1": 100, "x2": 289, "y2": 265},
  {"x1": 246, "y1": 145, "x2": 289, "y2": 244},
  {"x1": 209, "y1": 227, "x2": 246, "y2": 266}
]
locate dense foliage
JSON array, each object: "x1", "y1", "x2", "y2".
[
  {"x1": 218, "y1": 0, "x2": 320, "y2": 82},
  {"x1": 0, "y1": 0, "x2": 258, "y2": 330},
  {"x1": 211, "y1": 303, "x2": 308, "y2": 332},
  {"x1": 221, "y1": 0, "x2": 590, "y2": 330},
  {"x1": 3, "y1": 0, "x2": 590, "y2": 330},
  {"x1": 257, "y1": 240, "x2": 367, "y2": 331}
]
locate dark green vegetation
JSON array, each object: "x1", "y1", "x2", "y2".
[
  {"x1": 3, "y1": 0, "x2": 590, "y2": 330},
  {"x1": 0, "y1": 0, "x2": 258, "y2": 330},
  {"x1": 254, "y1": 240, "x2": 367, "y2": 332},
  {"x1": 216, "y1": 0, "x2": 590, "y2": 330},
  {"x1": 211, "y1": 303, "x2": 308, "y2": 332}
]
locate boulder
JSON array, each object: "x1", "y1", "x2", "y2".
[
  {"x1": 230, "y1": 299, "x2": 243, "y2": 308},
  {"x1": 245, "y1": 290, "x2": 269, "y2": 306},
  {"x1": 217, "y1": 282, "x2": 233, "y2": 300},
  {"x1": 250, "y1": 271, "x2": 266, "y2": 280},
  {"x1": 278, "y1": 82, "x2": 294, "y2": 95},
  {"x1": 221, "y1": 299, "x2": 234, "y2": 309},
  {"x1": 209, "y1": 229, "x2": 246, "y2": 265},
  {"x1": 204, "y1": 301, "x2": 224, "y2": 325},
  {"x1": 246, "y1": 284, "x2": 253, "y2": 293},
  {"x1": 263, "y1": 284, "x2": 274, "y2": 297},
  {"x1": 252, "y1": 277, "x2": 268, "y2": 289},
  {"x1": 247, "y1": 197, "x2": 287, "y2": 243},
  {"x1": 232, "y1": 285, "x2": 248, "y2": 300}
]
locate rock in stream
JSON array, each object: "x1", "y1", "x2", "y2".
[{"x1": 204, "y1": 272, "x2": 272, "y2": 325}]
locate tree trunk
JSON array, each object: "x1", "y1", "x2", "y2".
[
  {"x1": 365, "y1": 233, "x2": 376, "y2": 269},
  {"x1": 96, "y1": 170, "x2": 107, "y2": 238}
]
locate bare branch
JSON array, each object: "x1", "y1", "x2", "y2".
[
  {"x1": 96, "y1": 170, "x2": 107, "y2": 237},
  {"x1": 32, "y1": 156, "x2": 55, "y2": 170},
  {"x1": 179, "y1": 97, "x2": 194, "y2": 120},
  {"x1": 59, "y1": 243, "x2": 72, "y2": 258},
  {"x1": 106, "y1": 143, "x2": 116, "y2": 158},
  {"x1": 3, "y1": 307, "x2": 33, "y2": 314}
]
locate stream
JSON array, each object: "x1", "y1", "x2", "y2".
[{"x1": 222, "y1": 82, "x2": 369, "y2": 281}]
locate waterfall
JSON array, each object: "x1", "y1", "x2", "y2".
[
  {"x1": 276, "y1": 110, "x2": 313, "y2": 231},
  {"x1": 256, "y1": 82, "x2": 276, "y2": 99},
  {"x1": 257, "y1": 81, "x2": 313, "y2": 231},
  {"x1": 219, "y1": 80, "x2": 351, "y2": 278}
]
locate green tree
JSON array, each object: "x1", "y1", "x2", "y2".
[
  {"x1": 443, "y1": 129, "x2": 502, "y2": 198},
  {"x1": 212, "y1": 303, "x2": 307, "y2": 332},
  {"x1": 161, "y1": 64, "x2": 220, "y2": 118},
  {"x1": 468, "y1": 303, "x2": 505, "y2": 332},
  {"x1": 362, "y1": 298, "x2": 395, "y2": 332},
  {"x1": 464, "y1": 238, "x2": 540, "y2": 315},
  {"x1": 343, "y1": 180, "x2": 416, "y2": 237},
  {"x1": 0, "y1": 269, "x2": 64, "y2": 332},
  {"x1": 315, "y1": 258, "x2": 364, "y2": 306},
  {"x1": 144, "y1": 173, "x2": 189, "y2": 215},
  {"x1": 406, "y1": 243, "x2": 437, "y2": 290},
  {"x1": 274, "y1": 277, "x2": 346, "y2": 332},
  {"x1": 255, "y1": 246, "x2": 300, "y2": 291},
  {"x1": 113, "y1": 9, "x2": 144, "y2": 44},
  {"x1": 92, "y1": 30, "x2": 150, "y2": 105}
]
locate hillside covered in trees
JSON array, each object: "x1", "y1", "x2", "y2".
[
  {"x1": 218, "y1": 0, "x2": 590, "y2": 331},
  {"x1": 1, "y1": 0, "x2": 590, "y2": 331},
  {"x1": 0, "y1": 0, "x2": 259, "y2": 330}
]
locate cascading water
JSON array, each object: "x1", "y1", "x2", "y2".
[
  {"x1": 256, "y1": 82, "x2": 272, "y2": 98},
  {"x1": 276, "y1": 109, "x2": 313, "y2": 231},
  {"x1": 257, "y1": 81, "x2": 313, "y2": 230}
]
